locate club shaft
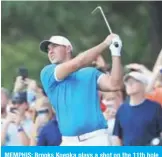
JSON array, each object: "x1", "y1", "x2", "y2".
[{"x1": 99, "y1": 8, "x2": 112, "y2": 34}]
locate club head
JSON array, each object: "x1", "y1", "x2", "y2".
[
  {"x1": 91, "y1": 6, "x2": 102, "y2": 14},
  {"x1": 91, "y1": 6, "x2": 113, "y2": 34}
]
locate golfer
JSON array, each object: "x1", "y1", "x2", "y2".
[{"x1": 40, "y1": 34, "x2": 123, "y2": 146}]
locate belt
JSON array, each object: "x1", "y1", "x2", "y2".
[{"x1": 62, "y1": 129, "x2": 107, "y2": 142}]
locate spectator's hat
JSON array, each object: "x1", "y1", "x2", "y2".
[
  {"x1": 40, "y1": 36, "x2": 73, "y2": 53},
  {"x1": 12, "y1": 91, "x2": 27, "y2": 104},
  {"x1": 124, "y1": 71, "x2": 149, "y2": 85}
]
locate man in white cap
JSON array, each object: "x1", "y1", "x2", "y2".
[
  {"x1": 113, "y1": 71, "x2": 162, "y2": 146},
  {"x1": 39, "y1": 34, "x2": 123, "y2": 146}
]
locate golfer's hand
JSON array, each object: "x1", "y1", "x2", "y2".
[
  {"x1": 104, "y1": 33, "x2": 117, "y2": 46},
  {"x1": 104, "y1": 34, "x2": 122, "y2": 56},
  {"x1": 109, "y1": 35, "x2": 122, "y2": 56}
]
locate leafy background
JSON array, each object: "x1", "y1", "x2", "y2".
[{"x1": 1, "y1": 1, "x2": 162, "y2": 90}]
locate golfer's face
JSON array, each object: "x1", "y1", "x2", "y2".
[{"x1": 47, "y1": 43, "x2": 66, "y2": 64}]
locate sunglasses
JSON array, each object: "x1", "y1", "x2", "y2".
[{"x1": 36, "y1": 109, "x2": 49, "y2": 117}]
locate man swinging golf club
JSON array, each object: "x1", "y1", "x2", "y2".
[
  {"x1": 39, "y1": 33, "x2": 123, "y2": 146},
  {"x1": 40, "y1": 7, "x2": 123, "y2": 145}
]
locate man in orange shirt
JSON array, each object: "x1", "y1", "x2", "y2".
[{"x1": 146, "y1": 87, "x2": 162, "y2": 106}]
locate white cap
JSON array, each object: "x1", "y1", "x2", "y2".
[
  {"x1": 40, "y1": 36, "x2": 73, "y2": 53},
  {"x1": 124, "y1": 71, "x2": 149, "y2": 85}
]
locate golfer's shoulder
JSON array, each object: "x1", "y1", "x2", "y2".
[
  {"x1": 41, "y1": 64, "x2": 56, "y2": 73},
  {"x1": 40, "y1": 64, "x2": 57, "y2": 77}
]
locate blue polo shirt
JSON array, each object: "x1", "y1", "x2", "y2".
[
  {"x1": 37, "y1": 117, "x2": 62, "y2": 146},
  {"x1": 113, "y1": 99, "x2": 162, "y2": 146},
  {"x1": 40, "y1": 64, "x2": 107, "y2": 136}
]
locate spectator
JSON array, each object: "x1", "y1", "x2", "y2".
[
  {"x1": 102, "y1": 92, "x2": 117, "y2": 134},
  {"x1": 30, "y1": 97, "x2": 62, "y2": 146},
  {"x1": 125, "y1": 63, "x2": 162, "y2": 105},
  {"x1": 1, "y1": 87, "x2": 10, "y2": 120},
  {"x1": 25, "y1": 79, "x2": 46, "y2": 120},
  {"x1": 101, "y1": 90, "x2": 124, "y2": 145},
  {"x1": 94, "y1": 55, "x2": 112, "y2": 113},
  {"x1": 113, "y1": 71, "x2": 162, "y2": 146},
  {"x1": 37, "y1": 116, "x2": 62, "y2": 146},
  {"x1": 92, "y1": 55, "x2": 111, "y2": 73},
  {"x1": 146, "y1": 87, "x2": 162, "y2": 106},
  {"x1": 1, "y1": 91, "x2": 33, "y2": 146}
]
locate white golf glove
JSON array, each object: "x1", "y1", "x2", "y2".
[{"x1": 109, "y1": 35, "x2": 122, "y2": 56}]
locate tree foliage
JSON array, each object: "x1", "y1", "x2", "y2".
[{"x1": 2, "y1": 1, "x2": 160, "y2": 90}]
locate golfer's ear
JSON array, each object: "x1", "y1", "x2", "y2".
[{"x1": 66, "y1": 45, "x2": 72, "y2": 54}]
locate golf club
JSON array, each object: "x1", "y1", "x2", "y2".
[{"x1": 92, "y1": 6, "x2": 119, "y2": 47}]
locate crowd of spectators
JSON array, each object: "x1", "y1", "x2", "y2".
[{"x1": 1, "y1": 50, "x2": 162, "y2": 146}]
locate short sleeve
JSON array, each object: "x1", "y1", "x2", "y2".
[
  {"x1": 40, "y1": 64, "x2": 58, "y2": 92},
  {"x1": 113, "y1": 111, "x2": 123, "y2": 139}
]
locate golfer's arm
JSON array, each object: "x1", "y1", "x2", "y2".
[
  {"x1": 55, "y1": 42, "x2": 108, "y2": 80},
  {"x1": 98, "y1": 56, "x2": 123, "y2": 91},
  {"x1": 110, "y1": 56, "x2": 123, "y2": 88}
]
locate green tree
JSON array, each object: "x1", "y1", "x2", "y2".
[{"x1": 2, "y1": 1, "x2": 160, "y2": 90}]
